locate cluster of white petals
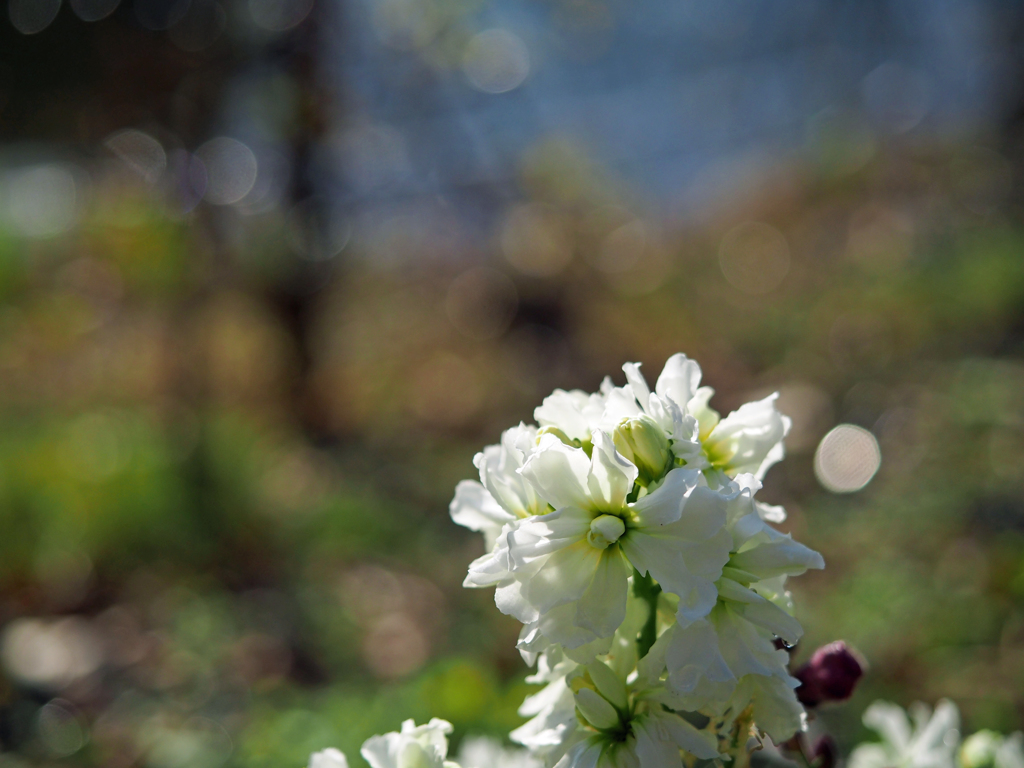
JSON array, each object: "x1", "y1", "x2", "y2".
[
  {"x1": 850, "y1": 699, "x2": 1024, "y2": 768},
  {"x1": 450, "y1": 354, "x2": 824, "y2": 767},
  {"x1": 308, "y1": 719, "x2": 461, "y2": 768}
]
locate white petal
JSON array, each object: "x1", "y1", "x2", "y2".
[
  {"x1": 664, "y1": 620, "x2": 736, "y2": 696},
  {"x1": 573, "y1": 548, "x2": 629, "y2": 637},
  {"x1": 535, "y1": 389, "x2": 596, "y2": 442},
  {"x1": 588, "y1": 432, "x2": 637, "y2": 512},
  {"x1": 521, "y1": 436, "x2": 595, "y2": 511},
  {"x1": 654, "y1": 354, "x2": 703, "y2": 412},
  {"x1": 450, "y1": 480, "x2": 514, "y2": 550},
  {"x1": 648, "y1": 709, "x2": 720, "y2": 760},
  {"x1": 475, "y1": 424, "x2": 544, "y2": 518},
  {"x1": 508, "y1": 507, "x2": 592, "y2": 565},
  {"x1": 309, "y1": 748, "x2": 349, "y2": 768},
  {"x1": 520, "y1": 540, "x2": 604, "y2": 614},
  {"x1": 632, "y1": 714, "x2": 683, "y2": 768},
  {"x1": 706, "y1": 393, "x2": 788, "y2": 478},
  {"x1": 711, "y1": 604, "x2": 785, "y2": 679},
  {"x1": 849, "y1": 744, "x2": 896, "y2": 768},
  {"x1": 622, "y1": 526, "x2": 729, "y2": 620},
  {"x1": 729, "y1": 536, "x2": 824, "y2": 579},
  {"x1": 631, "y1": 472, "x2": 713, "y2": 530},
  {"x1": 740, "y1": 673, "x2": 807, "y2": 742},
  {"x1": 687, "y1": 386, "x2": 719, "y2": 439},
  {"x1": 863, "y1": 702, "x2": 913, "y2": 751},
  {"x1": 622, "y1": 362, "x2": 651, "y2": 412}
]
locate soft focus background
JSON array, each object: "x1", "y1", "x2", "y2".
[{"x1": 1, "y1": 0, "x2": 1024, "y2": 765}]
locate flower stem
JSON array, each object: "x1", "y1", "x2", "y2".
[{"x1": 632, "y1": 568, "x2": 662, "y2": 659}]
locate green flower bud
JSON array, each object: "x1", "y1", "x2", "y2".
[
  {"x1": 585, "y1": 661, "x2": 629, "y2": 712},
  {"x1": 574, "y1": 687, "x2": 621, "y2": 731},
  {"x1": 612, "y1": 415, "x2": 672, "y2": 485},
  {"x1": 587, "y1": 514, "x2": 626, "y2": 550},
  {"x1": 961, "y1": 731, "x2": 1003, "y2": 768}
]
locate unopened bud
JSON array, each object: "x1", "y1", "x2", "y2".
[
  {"x1": 795, "y1": 641, "x2": 865, "y2": 706},
  {"x1": 585, "y1": 661, "x2": 629, "y2": 712},
  {"x1": 961, "y1": 731, "x2": 1003, "y2": 768},
  {"x1": 588, "y1": 515, "x2": 626, "y2": 550},
  {"x1": 813, "y1": 736, "x2": 837, "y2": 768},
  {"x1": 612, "y1": 416, "x2": 671, "y2": 485},
  {"x1": 575, "y1": 688, "x2": 621, "y2": 731}
]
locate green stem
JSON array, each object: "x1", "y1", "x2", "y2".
[{"x1": 632, "y1": 568, "x2": 662, "y2": 659}]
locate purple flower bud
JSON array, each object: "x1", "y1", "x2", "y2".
[
  {"x1": 813, "y1": 736, "x2": 837, "y2": 768},
  {"x1": 795, "y1": 641, "x2": 865, "y2": 706}
]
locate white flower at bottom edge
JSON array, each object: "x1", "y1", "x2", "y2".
[
  {"x1": 310, "y1": 748, "x2": 349, "y2": 768},
  {"x1": 849, "y1": 700, "x2": 960, "y2": 768},
  {"x1": 511, "y1": 676, "x2": 582, "y2": 767},
  {"x1": 512, "y1": 597, "x2": 653, "y2": 767},
  {"x1": 571, "y1": 658, "x2": 719, "y2": 768},
  {"x1": 961, "y1": 730, "x2": 1024, "y2": 768},
  {"x1": 554, "y1": 686, "x2": 720, "y2": 768},
  {"x1": 457, "y1": 736, "x2": 542, "y2": 768},
  {"x1": 361, "y1": 718, "x2": 462, "y2": 768}
]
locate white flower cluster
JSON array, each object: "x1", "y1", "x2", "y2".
[
  {"x1": 307, "y1": 722, "x2": 538, "y2": 768},
  {"x1": 850, "y1": 700, "x2": 1024, "y2": 768},
  {"x1": 449, "y1": 354, "x2": 824, "y2": 768}
]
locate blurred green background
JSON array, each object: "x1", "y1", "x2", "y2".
[{"x1": 1, "y1": 0, "x2": 1024, "y2": 765}]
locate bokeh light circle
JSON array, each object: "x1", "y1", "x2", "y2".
[
  {"x1": 718, "y1": 221, "x2": 790, "y2": 295},
  {"x1": 814, "y1": 424, "x2": 881, "y2": 493},
  {"x1": 463, "y1": 29, "x2": 530, "y2": 94},
  {"x1": 9, "y1": 0, "x2": 62, "y2": 34},
  {"x1": 104, "y1": 129, "x2": 167, "y2": 184},
  {"x1": 195, "y1": 137, "x2": 258, "y2": 205},
  {"x1": 69, "y1": 0, "x2": 121, "y2": 21},
  {"x1": 4, "y1": 164, "x2": 80, "y2": 238}
]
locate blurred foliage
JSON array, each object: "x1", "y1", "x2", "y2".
[
  {"x1": 0, "y1": 135, "x2": 1020, "y2": 767},
  {"x1": 0, "y1": 1, "x2": 1023, "y2": 766}
]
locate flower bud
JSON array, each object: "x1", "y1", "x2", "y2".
[
  {"x1": 813, "y1": 736, "x2": 837, "y2": 768},
  {"x1": 612, "y1": 415, "x2": 671, "y2": 485},
  {"x1": 795, "y1": 641, "x2": 865, "y2": 706},
  {"x1": 961, "y1": 731, "x2": 1004, "y2": 768},
  {"x1": 574, "y1": 687, "x2": 621, "y2": 731},
  {"x1": 587, "y1": 515, "x2": 626, "y2": 550},
  {"x1": 585, "y1": 661, "x2": 629, "y2": 712}
]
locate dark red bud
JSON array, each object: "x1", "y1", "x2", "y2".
[
  {"x1": 795, "y1": 641, "x2": 865, "y2": 707},
  {"x1": 813, "y1": 736, "x2": 837, "y2": 768}
]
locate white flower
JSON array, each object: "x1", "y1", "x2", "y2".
[
  {"x1": 549, "y1": 660, "x2": 720, "y2": 768},
  {"x1": 691, "y1": 391, "x2": 791, "y2": 489},
  {"x1": 511, "y1": 676, "x2": 582, "y2": 767},
  {"x1": 961, "y1": 731, "x2": 1024, "y2": 768},
  {"x1": 535, "y1": 386, "x2": 612, "y2": 444},
  {"x1": 644, "y1": 476, "x2": 821, "y2": 740},
  {"x1": 310, "y1": 748, "x2": 350, "y2": 768},
  {"x1": 619, "y1": 355, "x2": 707, "y2": 472},
  {"x1": 361, "y1": 719, "x2": 462, "y2": 768},
  {"x1": 451, "y1": 424, "x2": 546, "y2": 550},
  {"x1": 457, "y1": 736, "x2": 542, "y2": 768},
  {"x1": 849, "y1": 700, "x2": 960, "y2": 768},
  {"x1": 488, "y1": 432, "x2": 731, "y2": 649}
]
